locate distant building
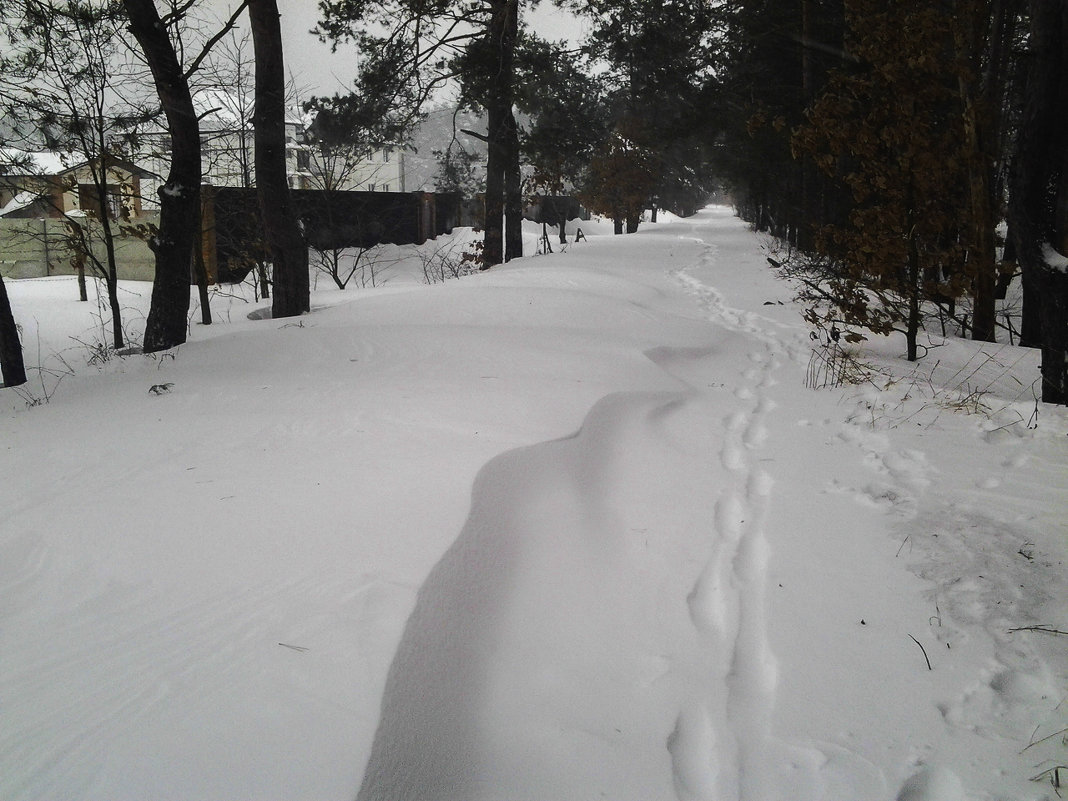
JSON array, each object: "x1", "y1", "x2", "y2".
[{"x1": 136, "y1": 92, "x2": 404, "y2": 205}]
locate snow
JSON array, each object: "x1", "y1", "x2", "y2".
[
  {"x1": 1041, "y1": 242, "x2": 1068, "y2": 273},
  {"x1": 2, "y1": 207, "x2": 1066, "y2": 801},
  {"x1": 0, "y1": 147, "x2": 86, "y2": 175},
  {"x1": 0, "y1": 190, "x2": 39, "y2": 217}
]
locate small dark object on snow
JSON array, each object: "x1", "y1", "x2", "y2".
[{"x1": 149, "y1": 383, "x2": 174, "y2": 395}]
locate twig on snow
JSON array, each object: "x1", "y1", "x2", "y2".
[
  {"x1": 1021, "y1": 727, "x2": 1068, "y2": 754},
  {"x1": 1009, "y1": 625, "x2": 1068, "y2": 636},
  {"x1": 908, "y1": 633, "x2": 932, "y2": 670}
]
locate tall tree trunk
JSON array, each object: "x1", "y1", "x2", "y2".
[
  {"x1": 798, "y1": 0, "x2": 817, "y2": 252},
  {"x1": 193, "y1": 213, "x2": 212, "y2": 326},
  {"x1": 907, "y1": 203, "x2": 921, "y2": 362},
  {"x1": 0, "y1": 273, "x2": 27, "y2": 387},
  {"x1": 95, "y1": 203, "x2": 125, "y2": 350},
  {"x1": 482, "y1": 0, "x2": 519, "y2": 267},
  {"x1": 504, "y1": 108, "x2": 523, "y2": 262},
  {"x1": 502, "y1": 0, "x2": 522, "y2": 262},
  {"x1": 484, "y1": 109, "x2": 505, "y2": 267},
  {"x1": 76, "y1": 256, "x2": 87, "y2": 302},
  {"x1": 1008, "y1": 0, "x2": 1068, "y2": 403},
  {"x1": 957, "y1": 0, "x2": 999, "y2": 343},
  {"x1": 249, "y1": 0, "x2": 309, "y2": 317},
  {"x1": 125, "y1": 0, "x2": 201, "y2": 352}
]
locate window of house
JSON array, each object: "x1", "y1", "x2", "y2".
[{"x1": 296, "y1": 150, "x2": 310, "y2": 170}]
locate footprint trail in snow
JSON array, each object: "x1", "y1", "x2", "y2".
[{"x1": 668, "y1": 239, "x2": 784, "y2": 801}]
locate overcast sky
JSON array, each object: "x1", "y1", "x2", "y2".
[{"x1": 271, "y1": 0, "x2": 583, "y2": 94}]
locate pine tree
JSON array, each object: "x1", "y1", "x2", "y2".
[
  {"x1": 314, "y1": 0, "x2": 523, "y2": 267},
  {"x1": 714, "y1": 0, "x2": 845, "y2": 244},
  {"x1": 793, "y1": 0, "x2": 982, "y2": 361},
  {"x1": 515, "y1": 35, "x2": 610, "y2": 241},
  {"x1": 567, "y1": 0, "x2": 719, "y2": 227}
]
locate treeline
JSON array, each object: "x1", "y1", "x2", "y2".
[
  {"x1": 710, "y1": 0, "x2": 1067, "y2": 402},
  {"x1": 1, "y1": 0, "x2": 1066, "y2": 403}
]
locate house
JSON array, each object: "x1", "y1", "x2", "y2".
[
  {"x1": 135, "y1": 93, "x2": 406, "y2": 204},
  {"x1": 0, "y1": 149, "x2": 147, "y2": 220},
  {"x1": 0, "y1": 149, "x2": 156, "y2": 280},
  {"x1": 301, "y1": 144, "x2": 406, "y2": 193}
]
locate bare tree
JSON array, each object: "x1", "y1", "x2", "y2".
[
  {"x1": 126, "y1": 0, "x2": 202, "y2": 351},
  {"x1": 0, "y1": 0, "x2": 148, "y2": 350},
  {"x1": 124, "y1": 0, "x2": 255, "y2": 349}
]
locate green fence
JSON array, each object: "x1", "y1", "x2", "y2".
[{"x1": 0, "y1": 215, "x2": 158, "y2": 282}]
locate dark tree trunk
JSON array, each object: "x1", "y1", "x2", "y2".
[
  {"x1": 257, "y1": 262, "x2": 271, "y2": 299},
  {"x1": 249, "y1": 0, "x2": 309, "y2": 317},
  {"x1": 484, "y1": 111, "x2": 505, "y2": 266},
  {"x1": 625, "y1": 207, "x2": 640, "y2": 234},
  {"x1": 95, "y1": 203, "x2": 125, "y2": 350},
  {"x1": 0, "y1": 273, "x2": 27, "y2": 387},
  {"x1": 504, "y1": 108, "x2": 523, "y2": 262},
  {"x1": 958, "y1": 0, "x2": 1004, "y2": 343},
  {"x1": 798, "y1": 0, "x2": 817, "y2": 252},
  {"x1": 907, "y1": 206, "x2": 921, "y2": 362},
  {"x1": 482, "y1": 0, "x2": 519, "y2": 267},
  {"x1": 76, "y1": 257, "x2": 87, "y2": 301},
  {"x1": 1008, "y1": 0, "x2": 1068, "y2": 403},
  {"x1": 125, "y1": 0, "x2": 201, "y2": 352},
  {"x1": 193, "y1": 214, "x2": 212, "y2": 326},
  {"x1": 502, "y1": 0, "x2": 522, "y2": 262},
  {"x1": 1019, "y1": 264, "x2": 1043, "y2": 346}
]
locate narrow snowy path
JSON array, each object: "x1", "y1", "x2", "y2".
[
  {"x1": 667, "y1": 235, "x2": 783, "y2": 801},
  {"x1": 356, "y1": 211, "x2": 809, "y2": 800}
]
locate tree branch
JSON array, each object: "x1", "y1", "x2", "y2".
[{"x1": 184, "y1": 0, "x2": 252, "y2": 79}]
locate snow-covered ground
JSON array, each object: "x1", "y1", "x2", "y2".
[{"x1": 2, "y1": 207, "x2": 1065, "y2": 801}]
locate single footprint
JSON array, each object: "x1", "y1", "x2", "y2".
[{"x1": 667, "y1": 705, "x2": 719, "y2": 801}]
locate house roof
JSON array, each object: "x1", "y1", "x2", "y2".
[
  {"x1": 0, "y1": 148, "x2": 151, "y2": 178},
  {"x1": 1, "y1": 148, "x2": 85, "y2": 175},
  {"x1": 0, "y1": 190, "x2": 39, "y2": 217}
]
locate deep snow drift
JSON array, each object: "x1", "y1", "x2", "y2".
[{"x1": 1, "y1": 208, "x2": 1065, "y2": 801}]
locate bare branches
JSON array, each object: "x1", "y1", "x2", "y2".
[{"x1": 183, "y1": 0, "x2": 252, "y2": 79}]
